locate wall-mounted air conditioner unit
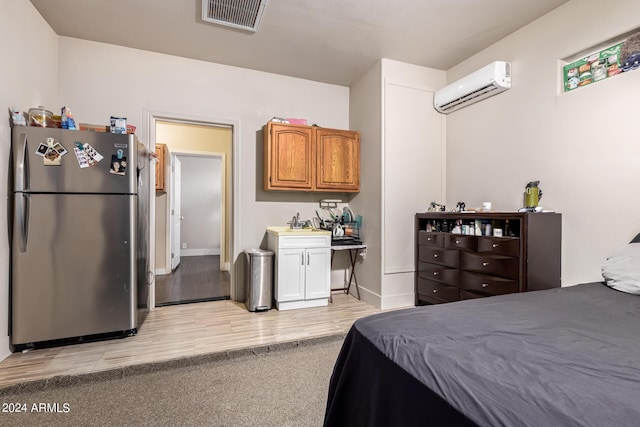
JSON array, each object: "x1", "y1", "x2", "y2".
[{"x1": 434, "y1": 61, "x2": 511, "y2": 114}]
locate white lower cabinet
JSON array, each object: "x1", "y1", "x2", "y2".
[{"x1": 267, "y1": 231, "x2": 331, "y2": 311}]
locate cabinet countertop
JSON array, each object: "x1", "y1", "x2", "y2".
[{"x1": 266, "y1": 226, "x2": 331, "y2": 236}]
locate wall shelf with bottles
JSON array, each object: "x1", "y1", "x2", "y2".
[{"x1": 414, "y1": 212, "x2": 562, "y2": 306}]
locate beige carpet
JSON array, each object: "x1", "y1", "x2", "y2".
[{"x1": 0, "y1": 334, "x2": 346, "y2": 427}]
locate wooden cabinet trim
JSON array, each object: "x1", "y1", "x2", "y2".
[
  {"x1": 315, "y1": 128, "x2": 360, "y2": 191},
  {"x1": 264, "y1": 123, "x2": 314, "y2": 191},
  {"x1": 155, "y1": 143, "x2": 166, "y2": 191},
  {"x1": 264, "y1": 122, "x2": 360, "y2": 192}
]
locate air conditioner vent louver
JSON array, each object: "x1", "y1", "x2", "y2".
[
  {"x1": 434, "y1": 61, "x2": 511, "y2": 114},
  {"x1": 202, "y1": 0, "x2": 269, "y2": 32},
  {"x1": 438, "y1": 85, "x2": 498, "y2": 112}
]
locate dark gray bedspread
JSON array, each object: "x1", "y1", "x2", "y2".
[{"x1": 325, "y1": 283, "x2": 640, "y2": 426}]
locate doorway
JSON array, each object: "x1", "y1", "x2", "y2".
[{"x1": 150, "y1": 118, "x2": 234, "y2": 307}]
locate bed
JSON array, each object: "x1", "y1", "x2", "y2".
[{"x1": 324, "y1": 239, "x2": 640, "y2": 427}]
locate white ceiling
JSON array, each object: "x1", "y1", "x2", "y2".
[{"x1": 30, "y1": 0, "x2": 569, "y2": 86}]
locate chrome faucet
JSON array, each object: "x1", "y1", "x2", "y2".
[{"x1": 288, "y1": 212, "x2": 305, "y2": 229}]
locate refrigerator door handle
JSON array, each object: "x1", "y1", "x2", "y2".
[
  {"x1": 16, "y1": 193, "x2": 30, "y2": 252},
  {"x1": 15, "y1": 133, "x2": 29, "y2": 192}
]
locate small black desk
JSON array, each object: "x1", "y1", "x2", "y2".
[{"x1": 330, "y1": 244, "x2": 366, "y2": 303}]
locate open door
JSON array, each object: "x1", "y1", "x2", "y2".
[{"x1": 170, "y1": 155, "x2": 182, "y2": 271}]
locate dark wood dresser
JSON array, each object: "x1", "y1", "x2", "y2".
[{"x1": 415, "y1": 212, "x2": 561, "y2": 305}]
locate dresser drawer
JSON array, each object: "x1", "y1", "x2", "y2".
[
  {"x1": 460, "y1": 290, "x2": 485, "y2": 300},
  {"x1": 418, "y1": 246, "x2": 459, "y2": 268},
  {"x1": 418, "y1": 262, "x2": 459, "y2": 286},
  {"x1": 459, "y1": 271, "x2": 519, "y2": 295},
  {"x1": 418, "y1": 231, "x2": 445, "y2": 247},
  {"x1": 477, "y1": 236, "x2": 520, "y2": 257},
  {"x1": 460, "y1": 251, "x2": 519, "y2": 280},
  {"x1": 417, "y1": 278, "x2": 460, "y2": 304},
  {"x1": 445, "y1": 234, "x2": 477, "y2": 251}
]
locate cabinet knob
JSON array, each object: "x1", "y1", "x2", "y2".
[
  {"x1": 433, "y1": 272, "x2": 439, "y2": 276},
  {"x1": 455, "y1": 240, "x2": 461, "y2": 244},
  {"x1": 427, "y1": 237, "x2": 432, "y2": 241},
  {"x1": 433, "y1": 289, "x2": 438, "y2": 293},
  {"x1": 492, "y1": 243, "x2": 499, "y2": 248},
  {"x1": 433, "y1": 254, "x2": 439, "y2": 258},
  {"x1": 482, "y1": 262, "x2": 489, "y2": 267},
  {"x1": 482, "y1": 283, "x2": 489, "y2": 288}
]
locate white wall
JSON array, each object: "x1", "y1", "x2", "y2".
[
  {"x1": 350, "y1": 59, "x2": 446, "y2": 309},
  {"x1": 349, "y1": 62, "x2": 383, "y2": 302},
  {"x1": 0, "y1": 0, "x2": 59, "y2": 358},
  {"x1": 444, "y1": 0, "x2": 640, "y2": 286},
  {"x1": 180, "y1": 156, "x2": 222, "y2": 255},
  {"x1": 55, "y1": 36, "x2": 350, "y2": 294}
]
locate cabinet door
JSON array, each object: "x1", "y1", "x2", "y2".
[
  {"x1": 315, "y1": 128, "x2": 360, "y2": 192},
  {"x1": 155, "y1": 144, "x2": 166, "y2": 191},
  {"x1": 304, "y1": 247, "x2": 331, "y2": 299},
  {"x1": 264, "y1": 123, "x2": 313, "y2": 190},
  {"x1": 276, "y1": 249, "x2": 306, "y2": 302}
]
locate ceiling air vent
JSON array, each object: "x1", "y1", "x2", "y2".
[{"x1": 201, "y1": 0, "x2": 269, "y2": 32}]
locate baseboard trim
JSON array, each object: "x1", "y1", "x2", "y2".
[
  {"x1": 380, "y1": 293, "x2": 415, "y2": 310},
  {"x1": 181, "y1": 248, "x2": 220, "y2": 257}
]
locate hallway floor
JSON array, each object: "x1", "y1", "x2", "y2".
[{"x1": 155, "y1": 255, "x2": 230, "y2": 306}]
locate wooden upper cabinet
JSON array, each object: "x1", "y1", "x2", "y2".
[
  {"x1": 264, "y1": 122, "x2": 360, "y2": 192},
  {"x1": 264, "y1": 123, "x2": 314, "y2": 190},
  {"x1": 155, "y1": 143, "x2": 166, "y2": 191},
  {"x1": 315, "y1": 128, "x2": 360, "y2": 192}
]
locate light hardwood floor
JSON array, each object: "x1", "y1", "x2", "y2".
[{"x1": 0, "y1": 293, "x2": 383, "y2": 389}]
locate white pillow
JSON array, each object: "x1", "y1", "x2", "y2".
[{"x1": 602, "y1": 243, "x2": 640, "y2": 294}]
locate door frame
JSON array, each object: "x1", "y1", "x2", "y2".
[
  {"x1": 144, "y1": 109, "x2": 240, "y2": 308},
  {"x1": 167, "y1": 151, "x2": 227, "y2": 272},
  {"x1": 169, "y1": 154, "x2": 182, "y2": 272}
]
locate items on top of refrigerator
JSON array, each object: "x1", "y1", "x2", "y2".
[
  {"x1": 10, "y1": 105, "x2": 137, "y2": 134},
  {"x1": 80, "y1": 122, "x2": 137, "y2": 134},
  {"x1": 110, "y1": 116, "x2": 127, "y2": 134},
  {"x1": 79, "y1": 123, "x2": 109, "y2": 132},
  {"x1": 61, "y1": 106, "x2": 77, "y2": 130},
  {"x1": 28, "y1": 106, "x2": 52, "y2": 127},
  {"x1": 10, "y1": 108, "x2": 26, "y2": 126}
]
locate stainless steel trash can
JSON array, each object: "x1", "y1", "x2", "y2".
[{"x1": 243, "y1": 249, "x2": 274, "y2": 312}]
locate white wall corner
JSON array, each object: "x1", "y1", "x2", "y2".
[{"x1": 0, "y1": 336, "x2": 11, "y2": 362}]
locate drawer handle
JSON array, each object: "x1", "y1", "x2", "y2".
[
  {"x1": 433, "y1": 289, "x2": 438, "y2": 293},
  {"x1": 492, "y1": 243, "x2": 499, "y2": 248},
  {"x1": 433, "y1": 272, "x2": 439, "y2": 276},
  {"x1": 433, "y1": 254, "x2": 439, "y2": 258},
  {"x1": 482, "y1": 283, "x2": 489, "y2": 288},
  {"x1": 482, "y1": 262, "x2": 489, "y2": 267}
]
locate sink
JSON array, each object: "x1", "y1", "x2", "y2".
[{"x1": 266, "y1": 226, "x2": 330, "y2": 236}]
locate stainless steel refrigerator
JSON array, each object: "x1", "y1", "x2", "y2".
[{"x1": 10, "y1": 126, "x2": 150, "y2": 350}]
